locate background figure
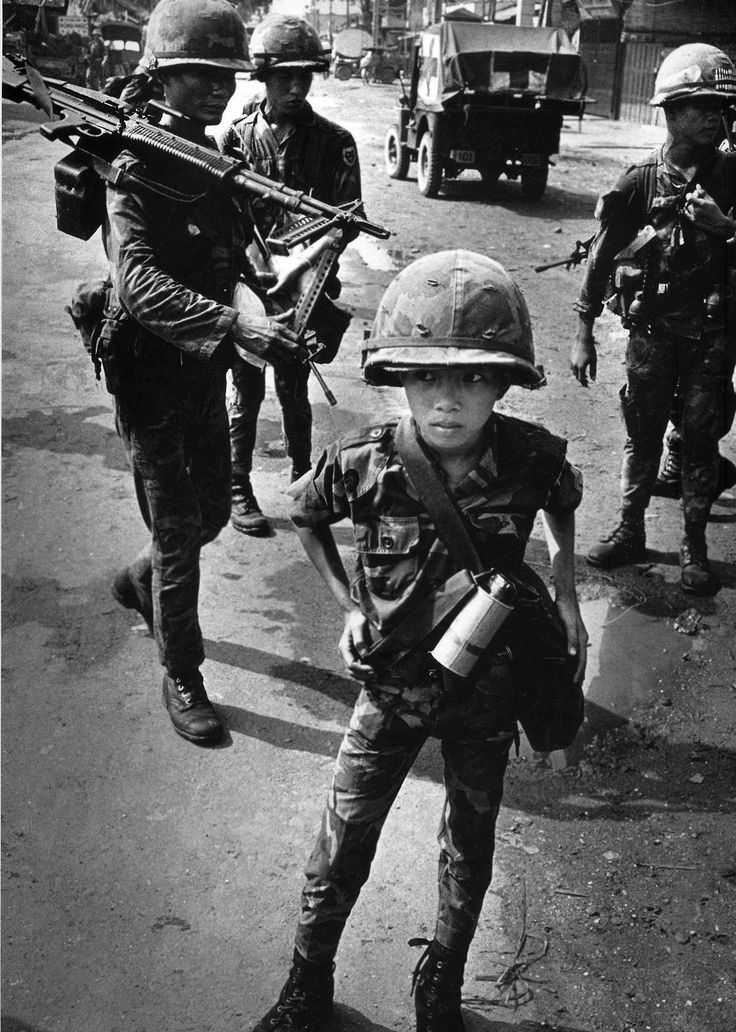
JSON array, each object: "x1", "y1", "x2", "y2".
[
  {"x1": 251, "y1": 252, "x2": 587, "y2": 1032},
  {"x1": 105, "y1": 0, "x2": 302, "y2": 744},
  {"x1": 85, "y1": 29, "x2": 106, "y2": 91},
  {"x1": 221, "y1": 13, "x2": 362, "y2": 535},
  {"x1": 571, "y1": 43, "x2": 736, "y2": 596}
]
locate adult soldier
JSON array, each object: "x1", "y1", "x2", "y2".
[
  {"x1": 86, "y1": 29, "x2": 106, "y2": 91},
  {"x1": 105, "y1": 0, "x2": 303, "y2": 743},
  {"x1": 220, "y1": 14, "x2": 362, "y2": 535},
  {"x1": 571, "y1": 44, "x2": 736, "y2": 595}
]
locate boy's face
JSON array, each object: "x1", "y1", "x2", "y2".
[
  {"x1": 401, "y1": 367, "x2": 506, "y2": 459},
  {"x1": 161, "y1": 67, "x2": 236, "y2": 125}
]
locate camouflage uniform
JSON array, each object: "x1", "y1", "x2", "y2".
[
  {"x1": 289, "y1": 415, "x2": 583, "y2": 961},
  {"x1": 104, "y1": 149, "x2": 250, "y2": 674},
  {"x1": 575, "y1": 145, "x2": 736, "y2": 527},
  {"x1": 221, "y1": 102, "x2": 361, "y2": 478}
]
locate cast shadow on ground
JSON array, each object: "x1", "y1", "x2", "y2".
[
  {"x1": 327, "y1": 1005, "x2": 591, "y2": 1032},
  {"x1": 1, "y1": 406, "x2": 126, "y2": 472},
  {"x1": 1, "y1": 1018, "x2": 50, "y2": 1032},
  {"x1": 428, "y1": 176, "x2": 598, "y2": 222},
  {"x1": 208, "y1": 636, "x2": 736, "y2": 820}
]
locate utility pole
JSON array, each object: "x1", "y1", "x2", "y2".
[
  {"x1": 515, "y1": 0, "x2": 535, "y2": 26},
  {"x1": 372, "y1": 0, "x2": 381, "y2": 45}
]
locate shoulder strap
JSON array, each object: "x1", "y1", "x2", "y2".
[{"x1": 394, "y1": 414, "x2": 483, "y2": 574}]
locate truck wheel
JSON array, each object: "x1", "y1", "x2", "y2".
[
  {"x1": 335, "y1": 64, "x2": 351, "y2": 81},
  {"x1": 385, "y1": 125, "x2": 410, "y2": 180},
  {"x1": 417, "y1": 132, "x2": 442, "y2": 198},
  {"x1": 379, "y1": 65, "x2": 395, "y2": 84},
  {"x1": 521, "y1": 166, "x2": 548, "y2": 200}
]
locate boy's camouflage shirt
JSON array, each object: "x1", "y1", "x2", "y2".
[{"x1": 292, "y1": 414, "x2": 582, "y2": 634}]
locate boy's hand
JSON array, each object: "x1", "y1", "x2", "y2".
[
  {"x1": 339, "y1": 608, "x2": 376, "y2": 680},
  {"x1": 554, "y1": 596, "x2": 589, "y2": 687}
]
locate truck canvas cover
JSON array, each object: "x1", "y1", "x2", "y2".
[{"x1": 417, "y1": 20, "x2": 584, "y2": 108}]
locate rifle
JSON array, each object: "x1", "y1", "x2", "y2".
[
  {"x1": 535, "y1": 236, "x2": 593, "y2": 273},
  {"x1": 2, "y1": 54, "x2": 390, "y2": 402}
]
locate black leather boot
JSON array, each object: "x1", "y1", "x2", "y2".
[
  {"x1": 111, "y1": 564, "x2": 153, "y2": 634},
  {"x1": 252, "y1": 950, "x2": 334, "y2": 1032},
  {"x1": 411, "y1": 938, "x2": 466, "y2": 1032},
  {"x1": 680, "y1": 527, "x2": 718, "y2": 596},
  {"x1": 231, "y1": 475, "x2": 270, "y2": 536},
  {"x1": 161, "y1": 671, "x2": 223, "y2": 744},
  {"x1": 587, "y1": 514, "x2": 646, "y2": 569},
  {"x1": 652, "y1": 442, "x2": 682, "y2": 499}
]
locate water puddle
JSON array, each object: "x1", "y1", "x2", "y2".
[{"x1": 580, "y1": 596, "x2": 679, "y2": 727}]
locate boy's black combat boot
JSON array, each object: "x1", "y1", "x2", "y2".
[
  {"x1": 680, "y1": 523, "x2": 718, "y2": 596},
  {"x1": 252, "y1": 950, "x2": 334, "y2": 1032},
  {"x1": 231, "y1": 475, "x2": 270, "y2": 536},
  {"x1": 586, "y1": 513, "x2": 646, "y2": 569},
  {"x1": 411, "y1": 939, "x2": 466, "y2": 1032}
]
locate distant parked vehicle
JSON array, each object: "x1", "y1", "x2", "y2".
[
  {"x1": 332, "y1": 28, "x2": 371, "y2": 81},
  {"x1": 385, "y1": 18, "x2": 588, "y2": 200}
]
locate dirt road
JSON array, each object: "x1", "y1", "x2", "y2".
[{"x1": 2, "y1": 77, "x2": 735, "y2": 1032}]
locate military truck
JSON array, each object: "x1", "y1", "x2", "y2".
[{"x1": 384, "y1": 17, "x2": 587, "y2": 200}]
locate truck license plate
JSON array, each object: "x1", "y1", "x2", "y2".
[
  {"x1": 450, "y1": 149, "x2": 475, "y2": 164},
  {"x1": 521, "y1": 153, "x2": 546, "y2": 167}
]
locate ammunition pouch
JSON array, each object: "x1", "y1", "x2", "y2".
[
  {"x1": 66, "y1": 278, "x2": 110, "y2": 366},
  {"x1": 95, "y1": 295, "x2": 137, "y2": 395},
  {"x1": 54, "y1": 153, "x2": 106, "y2": 241}
]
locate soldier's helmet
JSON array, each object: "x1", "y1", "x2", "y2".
[
  {"x1": 249, "y1": 14, "x2": 331, "y2": 79},
  {"x1": 650, "y1": 43, "x2": 736, "y2": 107},
  {"x1": 145, "y1": 0, "x2": 250, "y2": 72},
  {"x1": 362, "y1": 250, "x2": 544, "y2": 389}
]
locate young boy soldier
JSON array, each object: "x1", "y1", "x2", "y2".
[
  {"x1": 220, "y1": 14, "x2": 362, "y2": 535},
  {"x1": 105, "y1": 0, "x2": 303, "y2": 744},
  {"x1": 571, "y1": 44, "x2": 736, "y2": 594},
  {"x1": 252, "y1": 251, "x2": 588, "y2": 1032}
]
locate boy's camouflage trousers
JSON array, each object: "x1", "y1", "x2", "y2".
[{"x1": 294, "y1": 660, "x2": 516, "y2": 962}]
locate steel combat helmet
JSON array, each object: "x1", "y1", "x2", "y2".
[
  {"x1": 145, "y1": 0, "x2": 250, "y2": 72},
  {"x1": 362, "y1": 250, "x2": 544, "y2": 389},
  {"x1": 249, "y1": 14, "x2": 330, "y2": 79},
  {"x1": 650, "y1": 44, "x2": 736, "y2": 107}
]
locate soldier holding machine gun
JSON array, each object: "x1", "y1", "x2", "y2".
[
  {"x1": 102, "y1": 0, "x2": 305, "y2": 744},
  {"x1": 3, "y1": 0, "x2": 389, "y2": 746},
  {"x1": 570, "y1": 44, "x2": 736, "y2": 596}
]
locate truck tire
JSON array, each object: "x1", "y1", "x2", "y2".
[
  {"x1": 335, "y1": 63, "x2": 351, "y2": 81},
  {"x1": 385, "y1": 125, "x2": 410, "y2": 180},
  {"x1": 417, "y1": 132, "x2": 442, "y2": 198},
  {"x1": 521, "y1": 165, "x2": 548, "y2": 200},
  {"x1": 378, "y1": 65, "x2": 395, "y2": 84}
]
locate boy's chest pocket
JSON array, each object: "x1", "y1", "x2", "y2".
[{"x1": 355, "y1": 516, "x2": 421, "y2": 600}]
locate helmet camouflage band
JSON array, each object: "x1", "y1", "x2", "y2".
[
  {"x1": 362, "y1": 250, "x2": 544, "y2": 389},
  {"x1": 650, "y1": 44, "x2": 736, "y2": 107},
  {"x1": 145, "y1": 0, "x2": 251, "y2": 72},
  {"x1": 249, "y1": 14, "x2": 330, "y2": 79}
]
